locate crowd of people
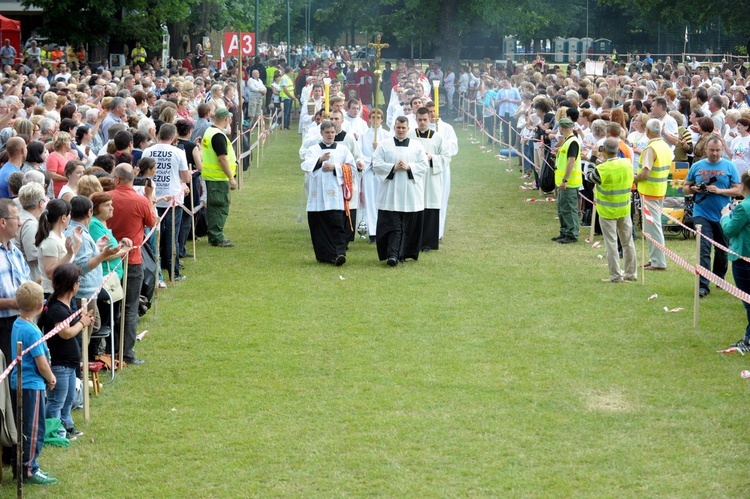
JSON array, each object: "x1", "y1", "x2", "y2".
[
  {"x1": 448, "y1": 53, "x2": 750, "y2": 357},
  {"x1": 2, "y1": 34, "x2": 750, "y2": 485},
  {"x1": 0, "y1": 41, "x2": 241, "y2": 485}
]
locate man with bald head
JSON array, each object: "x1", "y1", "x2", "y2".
[
  {"x1": 0, "y1": 137, "x2": 27, "y2": 198},
  {"x1": 108, "y1": 163, "x2": 156, "y2": 365}
]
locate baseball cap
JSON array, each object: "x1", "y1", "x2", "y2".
[
  {"x1": 215, "y1": 107, "x2": 232, "y2": 119},
  {"x1": 558, "y1": 117, "x2": 574, "y2": 129}
]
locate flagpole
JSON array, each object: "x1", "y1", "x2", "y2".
[{"x1": 683, "y1": 26, "x2": 688, "y2": 67}]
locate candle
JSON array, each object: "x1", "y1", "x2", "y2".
[
  {"x1": 323, "y1": 77, "x2": 331, "y2": 117},
  {"x1": 433, "y1": 80, "x2": 440, "y2": 131}
]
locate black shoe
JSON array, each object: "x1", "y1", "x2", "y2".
[
  {"x1": 211, "y1": 240, "x2": 234, "y2": 248},
  {"x1": 551, "y1": 235, "x2": 565, "y2": 241},
  {"x1": 387, "y1": 257, "x2": 398, "y2": 267},
  {"x1": 699, "y1": 288, "x2": 710, "y2": 298},
  {"x1": 557, "y1": 237, "x2": 577, "y2": 244},
  {"x1": 334, "y1": 255, "x2": 346, "y2": 266},
  {"x1": 421, "y1": 247, "x2": 431, "y2": 252}
]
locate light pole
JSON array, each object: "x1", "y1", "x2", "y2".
[
  {"x1": 287, "y1": 0, "x2": 290, "y2": 63},
  {"x1": 586, "y1": 0, "x2": 589, "y2": 40}
]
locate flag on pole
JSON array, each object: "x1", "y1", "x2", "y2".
[
  {"x1": 685, "y1": 26, "x2": 689, "y2": 44},
  {"x1": 220, "y1": 43, "x2": 227, "y2": 72}
]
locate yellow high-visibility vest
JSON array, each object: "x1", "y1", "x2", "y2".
[
  {"x1": 201, "y1": 127, "x2": 236, "y2": 181},
  {"x1": 637, "y1": 138, "x2": 673, "y2": 197},
  {"x1": 555, "y1": 134, "x2": 582, "y2": 188},
  {"x1": 595, "y1": 158, "x2": 634, "y2": 219}
]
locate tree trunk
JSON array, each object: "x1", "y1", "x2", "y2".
[{"x1": 433, "y1": 0, "x2": 461, "y2": 71}]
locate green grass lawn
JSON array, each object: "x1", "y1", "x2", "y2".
[{"x1": 9, "y1": 123, "x2": 750, "y2": 497}]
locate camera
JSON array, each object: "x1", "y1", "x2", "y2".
[
  {"x1": 695, "y1": 176, "x2": 717, "y2": 193},
  {"x1": 133, "y1": 177, "x2": 152, "y2": 188}
]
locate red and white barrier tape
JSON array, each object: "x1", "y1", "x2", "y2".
[
  {"x1": 643, "y1": 198, "x2": 750, "y2": 264},
  {"x1": 642, "y1": 231, "x2": 750, "y2": 305}
]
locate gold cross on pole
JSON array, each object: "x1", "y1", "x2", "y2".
[{"x1": 369, "y1": 34, "x2": 389, "y2": 111}]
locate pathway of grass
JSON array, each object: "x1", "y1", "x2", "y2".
[{"x1": 12, "y1": 124, "x2": 750, "y2": 497}]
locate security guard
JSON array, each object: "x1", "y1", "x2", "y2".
[
  {"x1": 587, "y1": 137, "x2": 637, "y2": 282},
  {"x1": 201, "y1": 107, "x2": 237, "y2": 247},
  {"x1": 131, "y1": 42, "x2": 147, "y2": 65},
  {"x1": 552, "y1": 117, "x2": 582, "y2": 244},
  {"x1": 635, "y1": 118, "x2": 674, "y2": 271}
]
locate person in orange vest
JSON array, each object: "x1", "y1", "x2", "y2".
[{"x1": 49, "y1": 45, "x2": 63, "y2": 67}]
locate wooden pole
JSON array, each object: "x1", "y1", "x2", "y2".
[
  {"x1": 118, "y1": 255, "x2": 128, "y2": 371},
  {"x1": 170, "y1": 204, "x2": 176, "y2": 284},
  {"x1": 694, "y1": 224, "x2": 702, "y2": 331},
  {"x1": 641, "y1": 201, "x2": 646, "y2": 286},
  {"x1": 15, "y1": 340, "x2": 22, "y2": 496},
  {"x1": 82, "y1": 298, "x2": 90, "y2": 422},
  {"x1": 237, "y1": 48, "x2": 244, "y2": 190},
  {"x1": 153, "y1": 224, "x2": 160, "y2": 318},
  {"x1": 189, "y1": 174, "x2": 197, "y2": 261}
]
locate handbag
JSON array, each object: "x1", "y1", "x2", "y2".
[{"x1": 102, "y1": 272, "x2": 124, "y2": 302}]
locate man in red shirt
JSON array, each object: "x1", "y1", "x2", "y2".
[{"x1": 108, "y1": 163, "x2": 156, "y2": 365}]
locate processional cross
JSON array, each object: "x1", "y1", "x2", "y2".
[{"x1": 369, "y1": 34, "x2": 389, "y2": 140}]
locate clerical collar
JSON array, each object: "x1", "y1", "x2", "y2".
[
  {"x1": 319, "y1": 142, "x2": 337, "y2": 150},
  {"x1": 394, "y1": 137, "x2": 410, "y2": 147},
  {"x1": 416, "y1": 129, "x2": 433, "y2": 138},
  {"x1": 334, "y1": 130, "x2": 346, "y2": 142}
]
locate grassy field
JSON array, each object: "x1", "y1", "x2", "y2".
[{"x1": 7, "y1": 122, "x2": 750, "y2": 497}]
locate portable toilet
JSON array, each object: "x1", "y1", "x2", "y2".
[
  {"x1": 567, "y1": 37, "x2": 579, "y2": 62},
  {"x1": 595, "y1": 38, "x2": 612, "y2": 57},
  {"x1": 580, "y1": 37, "x2": 593, "y2": 59},
  {"x1": 503, "y1": 36, "x2": 516, "y2": 59},
  {"x1": 553, "y1": 37, "x2": 565, "y2": 63}
]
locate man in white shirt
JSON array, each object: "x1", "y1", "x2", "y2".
[
  {"x1": 245, "y1": 69, "x2": 267, "y2": 125},
  {"x1": 372, "y1": 116, "x2": 428, "y2": 266},
  {"x1": 343, "y1": 99, "x2": 368, "y2": 140},
  {"x1": 301, "y1": 120, "x2": 354, "y2": 265},
  {"x1": 141, "y1": 123, "x2": 190, "y2": 280}
]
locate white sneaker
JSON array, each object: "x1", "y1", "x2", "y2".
[{"x1": 158, "y1": 280, "x2": 167, "y2": 289}]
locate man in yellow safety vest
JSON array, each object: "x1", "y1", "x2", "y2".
[
  {"x1": 201, "y1": 107, "x2": 237, "y2": 247},
  {"x1": 131, "y1": 42, "x2": 146, "y2": 65},
  {"x1": 635, "y1": 118, "x2": 674, "y2": 271},
  {"x1": 551, "y1": 117, "x2": 582, "y2": 244},
  {"x1": 587, "y1": 137, "x2": 637, "y2": 283}
]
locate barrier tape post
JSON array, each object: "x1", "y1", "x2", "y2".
[
  {"x1": 15, "y1": 340, "x2": 22, "y2": 496},
  {"x1": 170, "y1": 204, "x2": 176, "y2": 284},
  {"x1": 237, "y1": 53, "x2": 244, "y2": 191},
  {"x1": 154, "y1": 222, "x2": 160, "y2": 317},
  {"x1": 641, "y1": 202, "x2": 647, "y2": 286},
  {"x1": 694, "y1": 224, "x2": 702, "y2": 331},
  {"x1": 190, "y1": 174, "x2": 197, "y2": 260},
  {"x1": 82, "y1": 298, "x2": 90, "y2": 422},
  {"x1": 256, "y1": 119, "x2": 261, "y2": 169},
  {"x1": 118, "y1": 254, "x2": 128, "y2": 371}
]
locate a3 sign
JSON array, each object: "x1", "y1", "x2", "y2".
[{"x1": 224, "y1": 32, "x2": 256, "y2": 57}]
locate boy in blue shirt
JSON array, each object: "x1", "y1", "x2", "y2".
[{"x1": 10, "y1": 281, "x2": 58, "y2": 485}]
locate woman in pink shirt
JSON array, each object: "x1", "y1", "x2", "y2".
[{"x1": 46, "y1": 132, "x2": 77, "y2": 197}]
